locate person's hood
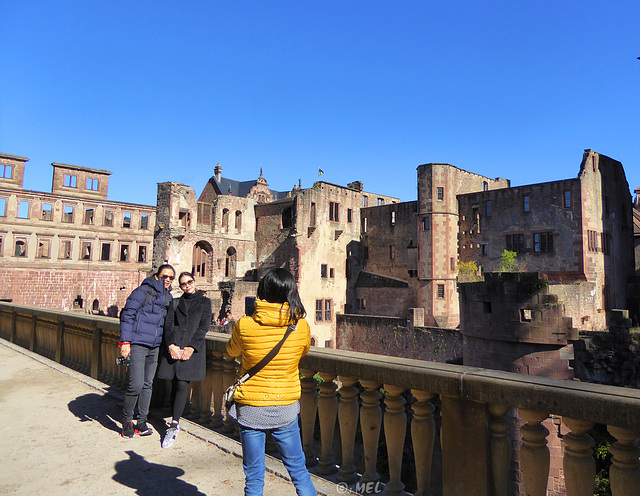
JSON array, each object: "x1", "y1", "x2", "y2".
[
  {"x1": 252, "y1": 299, "x2": 292, "y2": 327},
  {"x1": 141, "y1": 275, "x2": 165, "y2": 293}
]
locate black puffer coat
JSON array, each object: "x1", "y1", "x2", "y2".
[{"x1": 157, "y1": 292, "x2": 212, "y2": 382}]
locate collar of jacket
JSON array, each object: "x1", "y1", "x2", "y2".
[{"x1": 252, "y1": 300, "x2": 292, "y2": 327}]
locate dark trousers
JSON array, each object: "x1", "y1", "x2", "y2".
[
  {"x1": 170, "y1": 377, "x2": 191, "y2": 423},
  {"x1": 123, "y1": 344, "x2": 159, "y2": 423}
]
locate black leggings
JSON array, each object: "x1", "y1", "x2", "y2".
[{"x1": 170, "y1": 378, "x2": 190, "y2": 423}]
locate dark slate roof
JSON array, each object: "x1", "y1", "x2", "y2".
[
  {"x1": 355, "y1": 271, "x2": 409, "y2": 288},
  {"x1": 209, "y1": 176, "x2": 287, "y2": 200}
]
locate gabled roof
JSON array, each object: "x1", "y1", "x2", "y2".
[{"x1": 207, "y1": 176, "x2": 287, "y2": 200}]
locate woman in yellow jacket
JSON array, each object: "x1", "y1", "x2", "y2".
[{"x1": 226, "y1": 268, "x2": 316, "y2": 496}]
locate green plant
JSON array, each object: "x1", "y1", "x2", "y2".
[{"x1": 498, "y1": 250, "x2": 519, "y2": 272}]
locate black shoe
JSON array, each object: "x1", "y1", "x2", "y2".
[
  {"x1": 136, "y1": 421, "x2": 152, "y2": 436},
  {"x1": 121, "y1": 421, "x2": 135, "y2": 438}
]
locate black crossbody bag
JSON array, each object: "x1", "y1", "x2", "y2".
[{"x1": 223, "y1": 324, "x2": 296, "y2": 409}]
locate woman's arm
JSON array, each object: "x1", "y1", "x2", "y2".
[
  {"x1": 225, "y1": 320, "x2": 243, "y2": 358},
  {"x1": 183, "y1": 298, "x2": 212, "y2": 360}
]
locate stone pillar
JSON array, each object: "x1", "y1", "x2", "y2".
[
  {"x1": 221, "y1": 354, "x2": 237, "y2": 433},
  {"x1": 210, "y1": 351, "x2": 224, "y2": 427},
  {"x1": 489, "y1": 404, "x2": 511, "y2": 496},
  {"x1": 441, "y1": 396, "x2": 489, "y2": 496},
  {"x1": 299, "y1": 368, "x2": 318, "y2": 466},
  {"x1": 562, "y1": 418, "x2": 595, "y2": 496},
  {"x1": 411, "y1": 389, "x2": 435, "y2": 496},
  {"x1": 337, "y1": 376, "x2": 359, "y2": 484},
  {"x1": 384, "y1": 384, "x2": 406, "y2": 496},
  {"x1": 360, "y1": 380, "x2": 382, "y2": 485},
  {"x1": 90, "y1": 324, "x2": 101, "y2": 379},
  {"x1": 607, "y1": 425, "x2": 640, "y2": 496},
  {"x1": 316, "y1": 372, "x2": 338, "y2": 475},
  {"x1": 519, "y1": 409, "x2": 550, "y2": 496}
]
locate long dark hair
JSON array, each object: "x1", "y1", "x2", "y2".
[
  {"x1": 257, "y1": 268, "x2": 306, "y2": 323},
  {"x1": 154, "y1": 264, "x2": 175, "y2": 277}
]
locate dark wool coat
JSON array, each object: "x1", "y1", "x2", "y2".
[
  {"x1": 157, "y1": 292, "x2": 212, "y2": 382},
  {"x1": 119, "y1": 276, "x2": 171, "y2": 348}
]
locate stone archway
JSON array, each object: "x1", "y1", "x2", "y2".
[{"x1": 192, "y1": 241, "x2": 214, "y2": 282}]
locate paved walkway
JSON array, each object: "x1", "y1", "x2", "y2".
[{"x1": 0, "y1": 339, "x2": 341, "y2": 496}]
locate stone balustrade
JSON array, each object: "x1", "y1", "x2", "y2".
[{"x1": 1, "y1": 302, "x2": 639, "y2": 496}]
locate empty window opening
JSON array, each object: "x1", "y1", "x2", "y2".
[
  {"x1": 123, "y1": 212, "x2": 131, "y2": 228},
  {"x1": 483, "y1": 302, "x2": 492, "y2": 313},
  {"x1": 84, "y1": 208, "x2": 95, "y2": 225},
  {"x1": 221, "y1": 209, "x2": 229, "y2": 232},
  {"x1": 81, "y1": 242, "x2": 92, "y2": 260},
  {"x1": 2, "y1": 165, "x2": 13, "y2": 179},
  {"x1": 138, "y1": 245, "x2": 147, "y2": 263},
  {"x1": 140, "y1": 215, "x2": 149, "y2": 230},
  {"x1": 329, "y1": 202, "x2": 339, "y2": 221},
  {"x1": 63, "y1": 206, "x2": 74, "y2": 223},
  {"x1": 321, "y1": 264, "x2": 328, "y2": 278},
  {"x1": 59, "y1": 240, "x2": 72, "y2": 259},
  {"x1": 391, "y1": 211, "x2": 396, "y2": 226},
  {"x1": 18, "y1": 201, "x2": 29, "y2": 219},
  {"x1": 42, "y1": 203, "x2": 52, "y2": 221},
  {"x1": 235, "y1": 211, "x2": 242, "y2": 232},
  {"x1": 104, "y1": 210, "x2": 113, "y2": 226},
  {"x1": 14, "y1": 240, "x2": 27, "y2": 257},
  {"x1": 347, "y1": 208, "x2": 353, "y2": 223},
  {"x1": 101, "y1": 243, "x2": 111, "y2": 261},
  {"x1": 310, "y1": 203, "x2": 316, "y2": 227},
  {"x1": 520, "y1": 309, "x2": 532, "y2": 322},
  {"x1": 120, "y1": 244, "x2": 129, "y2": 262},
  {"x1": 37, "y1": 239, "x2": 50, "y2": 258},
  {"x1": 0, "y1": 198, "x2": 5, "y2": 216}
]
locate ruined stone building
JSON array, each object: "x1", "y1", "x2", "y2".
[
  {"x1": 0, "y1": 153, "x2": 156, "y2": 314},
  {"x1": 356, "y1": 164, "x2": 508, "y2": 328},
  {"x1": 634, "y1": 186, "x2": 640, "y2": 276},
  {"x1": 458, "y1": 149, "x2": 635, "y2": 331}
]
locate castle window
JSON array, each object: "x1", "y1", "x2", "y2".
[
  {"x1": 64, "y1": 174, "x2": 77, "y2": 188},
  {"x1": 523, "y1": 195, "x2": 530, "y2": 213},
  {"x1": 86, "y1": 178, "x2": 99, "y2": 191},
  {"x1": 104, "y1": 210, "x2": 113, "y2": 226},
  {"x1": 450, "y1": 257, "x2": 455, "y2": 271},
  {"x1": 14, "y1": 239, "x2": 27, "y2": 257},
  {"x1": 390, "y1": 211, "x2": 396, "y2": 226},
  {"x1": 408, "y1": 269, "x2": 418, "y2": 277},
  {"x1": 330, "y1": 268, "x2": 335, "y2": 278},
  {"x1": 138, "y1": 245, "x2": 147, "y2": 263},
  {"x1": 120, "y1": 243, "x2": 130, "y2": 262},
  {"x1": 481, "y1": 244, "x2": 488, "y2": 256},
  {"x1": 377, "y1": 198, "x2": 384, "y2": 206},
  {"x1": 357, "y1": 298, "x2": 366, "y2": 310},
  {"x1": 437, "y1": 187, "x2": 444, "y2": 201},
  {"x1": 37, "y1": 238, "x2": 51, "y2": 258},
  {"x1": 505, "y1": 233, "x2": 525, "y2": 253},
  {"x1": 222, "y1": 209, "x2": 229, "y2": 232},
  {"x1": 84, "y1": 208, "x2": 95, "y2": 225},
  {"x1": 564, "y1": 191, "x2": 571, "y2": 208},
  {"x1": 533, "y1": 232, "x2": 554, "y2": 253},
  {"x1": 437, "y1": 284, "x2": 445, "y2": 299},
  {"x1": 361, "y1": 217, "x2": 367, "y2": 233},
  {"x1": 123, "y1": 212, "x2": 131, "y2": 228},
  {"x1": 63, "y1": 205, "x2": 74, "y2": 223},
  {"x1": 486, "y1": 200, "x2": 491, "y2": 216},
  {"x1": 520, "y1": 309, "x2": 532, "y2": 322},
  {"x1": 601, "y1": 232, "x2": 611, "y2": 256},
  {"x1": 0, "y1": 198, "x2": 5, "y2": 216},
  {"x1": 364, "y1": 246, "x2": 369, "y2": 261},
  {"x1": 362, "y1": 196, "x2": 368, "y2": 207},
  {"x1": 59, "y1": 240, "x2": 72, "y2": 259},
  {"x1": 235, "y1": 211, "x2": 242, "y2": 232},
  {"x1": 315, "y1": 299, "x2": 332, "y2": 322},
  {"x1": 389, "y1": 245, "x2": 395, "y2": 259},
  {"x1": 81, "y1": 241, "x2": 92, "y2": 260},
  {"x1": 423, "y1": 217, "x2": 430, "y2": 230},
  {"x1": 140, "y1": 214, "x2": 149, "y2": 230},
  {"x1": 1, "y1": 165, "x2": 13, "y2": 179},
  {"x1": 321, "y1": 264, "x2": 328, "y2": 278},
  {"x1": 483, "y1": 181, "x2": 488, "y2": 191},
  {"x1": 310, "y1": 203, "x2": 316, "y2": 227},
  {"x1": 101, "y1": 242, "x2": 111, "y2": 261},
  {"x1": 587, "y1": 230, "x2": 599, "y2": 252},
  {"x1": 329, "y1": 202, "x2": 339, "y2": 221},
  {"x1": 347, "y1": 208, "x2": 353, "y2": 223},
  {"x1": 42, "y1": 203, "x2": 52, "y2": 221},
  {"x1": 282, "y1": 206, "x2": 292, "y2": 229},
  {"x1": 18, "y1": 201, "x2": 29, "y2": 219}
]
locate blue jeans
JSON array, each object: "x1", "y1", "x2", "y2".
[
  {"x1": 239, "y1": 419, "x2": 316, "y2": 496},
  {"x1": 122, "y1": 344, "x2": 159, "y2": 423}
]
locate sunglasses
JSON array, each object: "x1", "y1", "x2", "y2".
[
  {"x1": 180, "y1": 279, "x2": 195, "y2": 287},
  {"x1": 159, "y1": 274, "x2": 175, "y2": 281}
]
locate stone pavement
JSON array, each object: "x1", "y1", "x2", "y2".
[{"x1": 0, "y1": 339, "x2": 342, "y2": 496}]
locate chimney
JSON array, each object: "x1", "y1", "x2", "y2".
[{"x1": 215, "y1": 163, "x2": 222, "y2": 182}]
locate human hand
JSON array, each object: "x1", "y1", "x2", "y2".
[
  {"x1": 169, "y1": 344, "x2": 183, "y2": 360},
  {"x1": 180, "y1": 347, "x2": 194, "y2": 361},
  {"x1": 120, "y1": 343, "x2": 130, "y2": 359}
]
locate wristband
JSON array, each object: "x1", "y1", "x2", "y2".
[{"x1": 118, "y1": 342, "x2": 130, "y2": 348}]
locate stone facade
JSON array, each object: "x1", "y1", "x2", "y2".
[
  {"x1": 0, "y1": 154, "x2": 155, "y2": 315},
  {"x1": 458, "y1": 150, "x2": 635, "y2": 331}
]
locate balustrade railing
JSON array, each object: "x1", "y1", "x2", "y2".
[{"x1": 1, "y1": 302, "x2": 639, "y2": 496}]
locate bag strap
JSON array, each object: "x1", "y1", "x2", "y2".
[{"x1": 235, "y1": 325, "x2": 296, "y2": 386}]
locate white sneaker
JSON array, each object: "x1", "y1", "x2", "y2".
[{"x1": 162, "y1": 424, "x2": 180, "y2": 448}]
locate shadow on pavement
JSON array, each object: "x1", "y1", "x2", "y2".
[
  {"x1": 67, "y1": 391, "x2": 121, "y2": 434},
  {"x1": 113, "y1": 450, "x2": 206, "y2": 496}
]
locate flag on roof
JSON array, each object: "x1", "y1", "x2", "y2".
[{"x1": 318, "y1": 168, "x2": 324, "y2": 176}]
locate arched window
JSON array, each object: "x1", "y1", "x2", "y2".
[
  {"x1": 225, "y1": 246, "x2": 237, "y2": 278},
  {"x1": 92, "y1": 299, "x2": 100, "y2": 314},
  {"x1": 192, "y1": 241, "x2": 213, "y2": 281},
  {"x1": 235, "y1": 211, "x2": 242, "y2": 232},
  {"x1": 221, "y1": 209, "x2": 229, "y2": 233}
]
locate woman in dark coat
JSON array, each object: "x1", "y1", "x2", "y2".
[{"x1": 157, "y1": 271, "x2": 212, "y2": 448}]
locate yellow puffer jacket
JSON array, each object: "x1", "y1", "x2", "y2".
[{"x1": 225, "y1": 300, "x2": 311, "y2": 406}]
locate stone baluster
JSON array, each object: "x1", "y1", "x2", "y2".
[
  {"x1": 562, "y1": 418, "x2": 595, "y2": 496},
  {"x1": 360, "y1": 380, "x2": 382, "y2": 486},
  {"x1": 489, "y1": 404, "x2": 511, "y2": 496},
  {"x1": 188, "y1": 381, "x2": 202, "y2": 420},
  {"x1": 383, "y1": 384, "x2": 406, "y2": 496},
  {"x1": 210, "y1": 351, "x2": 224, "y2": 427},
  {"x1": 299, "y1": 368, "x2": 318, "y2": 466},
  {"x1": 607, "y1": 425, "x2": 640, "y2": 496},
  {"x1": 199, "y1": 354, "x2": 215, "y2": 424},
  {"x1": 519, "y1": 409, "x2": 550, "y2": 496},
  {"x1": 317, "y1": 372, "x2": 338, "y2": 475},
  {"x1": 337, "y1": 376, "x2": 359, "y2": 484},
  {"x1": 411, "y1": 390, "x2": 435, "y2": 496},
  {"x1": 222, "y1": 354, "x2": 238, "y2": 433}
]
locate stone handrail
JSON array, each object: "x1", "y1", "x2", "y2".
[{"x1": 1, "y1": 302, "x2": 639, "y2": 496}]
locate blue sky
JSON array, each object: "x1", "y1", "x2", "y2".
[{"x1": 1, "y1": 1, "x2": 639, "y2": 205}]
